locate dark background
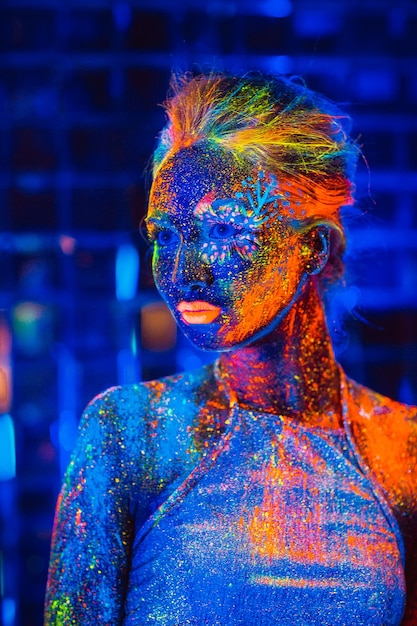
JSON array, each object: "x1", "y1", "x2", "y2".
[{"x1": 1, "y1": 1, "x2": 417, "y2": 624}]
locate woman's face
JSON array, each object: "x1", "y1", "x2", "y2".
[{"x1": 147, "y1": 146, "x2": 309, "y2": 352}]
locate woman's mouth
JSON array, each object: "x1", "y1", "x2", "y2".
[{"x1": 177, "y1": 301, "x2": 222, "y2": 325}]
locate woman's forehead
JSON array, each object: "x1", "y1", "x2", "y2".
[
  {"x1": 148, "y1": 145, "x2": 304, "y2": 229},
  {"x1": 149, "y1": 146, "x2": 253, "y2": 216}
]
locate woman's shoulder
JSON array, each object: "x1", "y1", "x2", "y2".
[
  {"x1": 74, "y1": 363, "x2": 219, "y2": 480},
  {"x1": 344, "y1": 373, "x2": 417, "y2": 437},
  {"x1": 342, "y1": 372, "x2": 417, "y2": 517},
  {"x1": 83, "y1": 361, "x2": 218, "y2": 432}
]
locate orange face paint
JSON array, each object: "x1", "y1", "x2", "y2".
[{"x1": 147, "y1": 145, "x2": 311, "y2": 352}]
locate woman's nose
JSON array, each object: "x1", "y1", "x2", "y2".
[{"x1": 173, "y1": 242, "x2": 213, "y2": 289}]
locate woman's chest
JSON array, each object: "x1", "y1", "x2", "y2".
[{"x1": 126, "y1": 416, "x2": 405, "y2": 625}]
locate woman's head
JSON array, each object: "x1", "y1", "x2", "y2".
[
  {"x1": 152, "y1": 72, "x2": 360, "y2": 288},
  {"x1": 147, "y1": 72, "x2": 361, "y2": 351},
  {"x1": 148, "y1": 144, "x2": 320, "y2": 350}
]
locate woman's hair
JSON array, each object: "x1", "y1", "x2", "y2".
[{"x1": 152, "y1": 71, "x2": 361, "y2": 291}]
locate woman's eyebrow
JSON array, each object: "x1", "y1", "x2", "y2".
[
  {"x1": 194, "y1": 197, "x2": 244, "y2": 216},
  {"x1": 145, "y1": 215, "x2": 172, "y2": 227}
]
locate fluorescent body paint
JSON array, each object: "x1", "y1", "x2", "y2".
[
  {"x1": 45, "y1": 72, "x2": 417, "y2": 626},
  {"x1": 147, "y1": 144, "x2": 309, "y2": 351},
  {"x1": 44, "y1": 367, "x2": 414, "y2": 624}
]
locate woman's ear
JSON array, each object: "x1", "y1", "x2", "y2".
[{"x1": 301, "y1": 226, "x2": 331, "y2": 275}]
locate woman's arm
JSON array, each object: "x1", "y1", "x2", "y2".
[{"x1": 44, "y1": 386, "x2": 141, "y2": 625}]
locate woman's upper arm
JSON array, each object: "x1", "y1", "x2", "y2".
[{"x1": 44, "y1": 385, "x2": 146, "y2": 625}]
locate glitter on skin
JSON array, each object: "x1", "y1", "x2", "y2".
[
  {"x1": 147, "y1": 145, "x2": 312, "y2": 353},
  {"x1": 45, "y1": 73, "x2": 417, "y2": 625},
  {"x1": 44, "y1": 369, "x2": 415, "y2": 624}
]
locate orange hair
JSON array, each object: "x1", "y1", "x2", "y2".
[{"x1": 153, "y1": 72, "x2": 361, "y2": 286}]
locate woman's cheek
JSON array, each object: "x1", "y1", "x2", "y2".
[
  {"x1": 201, "y1": 233, "x2": 260, "y2": 265},
  {"x1": 152, "y1": 248, "x2": 172, "y2": 293}
]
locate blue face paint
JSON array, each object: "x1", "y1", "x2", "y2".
[{"x1": 147, "y1": 145, "x2": 308, "y2": 351}]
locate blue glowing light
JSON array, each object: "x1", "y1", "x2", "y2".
[
  {"x1": 2, "y1": 597, "x2": 16, "y2": 626},
  {"x1": 258, "y1": 0, "x2": 292, "y2": 18},
  {"x1": 0, "y1": 414, "x2": 16, "y2": 481},
  {"x1": 113, "y1": 1, "x2": 132, "y2": 30},
  {"x1": 117, "y1": 348, "x2": 139, "y2": 384},
  {"x1": 58, "y1": 410, "x2": 78, "y2": 453},
  {"x1": 115, "y1": 243, "x2": 139, "y2": 301}
]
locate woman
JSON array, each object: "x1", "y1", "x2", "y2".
[{"x1": 45, "y1": 73, "x2": 417, "y2": 625}]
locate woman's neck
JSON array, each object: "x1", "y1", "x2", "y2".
[{"x1": 218, "y1": 282, "x2": 342, "y2": 427}]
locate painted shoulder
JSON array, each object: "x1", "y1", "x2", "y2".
[
  {"x1": 83, "y1": 363, "x2": 219, "y2": 476},
  {"x1": 344, "y1": 375, "x2": 417, "y2": 517},
  {"x1": 87, "y1": 362, "x2": 216, "y2": 427}
]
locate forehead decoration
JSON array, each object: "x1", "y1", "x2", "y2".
[
  {"x1": 236, "y1": 169, "x2": 304, "y2": 221},
  {"x1": 193, "y1": 168, "x2": 304, "y2": 264}
]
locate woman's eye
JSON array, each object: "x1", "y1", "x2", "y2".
[
  {"x1": 210, "y1": 223, "x2": 240, "y2": 239},
  {"x1": 155, "y1": 229, "x2": 178, "y2": 246}
]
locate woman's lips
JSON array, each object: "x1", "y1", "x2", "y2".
[{"x1": 177, "y1": 300, "x2": 222, "y2": 324}]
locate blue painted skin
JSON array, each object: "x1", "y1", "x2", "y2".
[
  {"x1": 44, "y1": 366, "x2": 410, "y2": 625},
  {"x1": 147, "y1": 145, "x2": 309, "y2": 353}
]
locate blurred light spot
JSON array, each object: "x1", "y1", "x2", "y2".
[
  {"x1": 117, "y1": 348, "x2": 139, "y2": 385},
  {"x1": 0, "y1": 414, "x2": 16, "y2": 481},
  {"x1": 388, "y1": 8, "x2": 405, "y2": 37},
  {"x1": 131, "y1": 326, "x2": 138, "y2": 357},
  {"x1": 16, "y1": 173, "x2": 44, "y2": 192},
  {"x1": 13, "y1": 302, "x2": 54, "y2": 356},
  {"x1": 294, "y1": 8, "x2": 340, "y2": 35},
  {"x1": 116, "y1": 243, "x2": 139, "y2": 301},
  {"x1": 141, "y1": 302, "x2": 176, "y2": 352},
  {"x1": 207, "y1": 0, "x2": 291, "y2": 17},
  {"x1": 113, "y1": 1, "x2": 132, "y2": 30},
  {"x1": 258, "y1": 0, "x2": 292, "y2": 18},
  {"x1": 0, "y1": 369, "x2": 11, "y2": 415},
  {"x1": 2, "y1": 598, "x2": 16, "y2": 626},
  {"x1": 59, "y1": 410, "x2": 78, "y2": 453},
  {"x1": 0, "y1": 318, "x2": 12, "y2": 413},
  {"x1": 59, "y1": 235, "x2": 76, "y2": 256},
  {"x1": 15, "y1": 234, "x2": 43, "y2": 254}
]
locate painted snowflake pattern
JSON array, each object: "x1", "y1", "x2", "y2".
[
  {"x1": 195, "y1": 199, "x2": 262, "y2": 263},
  {"x1": 194, "y1": 170, "x2": 302, "y2": 264}
]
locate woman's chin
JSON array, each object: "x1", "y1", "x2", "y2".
[
  {"x1": 182, "y1": 329, "x2": 225, "y2": 352},
  {"x1": 179, "y1": 324, "x2": 234, "y2": 353},
  {"x1": 180, "y1": 324, "x2": 259, "y2": 353}
]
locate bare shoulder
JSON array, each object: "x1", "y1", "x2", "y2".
[
  {"x1": 83, "y1": 361, "x2": 219, "y2": 438},
  {"x1": 345, "y1": 374, "x2": 417, "y2": 436},
  {"x1": 142, "y1": 361, "x2": 218, "y2": 409},
  {"x1": 343, "y1": 373, "x2": 417, "y2": 516}
]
